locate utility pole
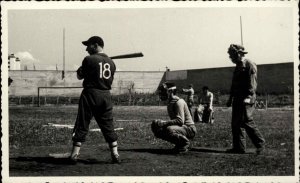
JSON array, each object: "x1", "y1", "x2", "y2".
[
  {"x1": 62, "y1": 28, "x2": 65, "y2": 79},
  {"x1": 240, "y1": 16, "x2": 244, "y2": 46}
]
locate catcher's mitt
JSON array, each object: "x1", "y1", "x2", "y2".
[{"x1": 151, "y1": 119, "x2": 165, "y2": 131}]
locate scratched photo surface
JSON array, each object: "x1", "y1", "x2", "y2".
[{"x1": 2, "y1": 2, "x2": 298, "y2": 183}]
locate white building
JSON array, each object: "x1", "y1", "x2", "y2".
[{"x1": 8, "y1": 54, "x2": 21, "y2": 70}]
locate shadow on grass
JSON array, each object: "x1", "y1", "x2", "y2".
[
  {"x1": 121, "y1": 147, "x2": 254, "y2": 155},
  {"x1": 11, "y1": 157, "x2": 110, "y2": 165},
  {"x1": 191, "y1": 147, "x2": 255, "y2": 154},
  {"x1": 120, "y1": 148, "x2": 177, "y2": 155},
  {"x1": 190, "y1": 147, "x2": 226, "y2": 153}
]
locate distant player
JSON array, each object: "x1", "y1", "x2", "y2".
[
  {"x1": 195, "y1": 86, "x2": 214, "y2": 124},
  {"x1": 226, "y1": 44, "x2": 265, "y2": 154},
  {"x1": 70, "y1": 36, "x2": 120, "y2": 163},
  {"x1": 151, "y1": 82, "x2": 197, "y2": 153},
  {"x1": 182, "y1": 84, "x2": 194, "y2": 116}
]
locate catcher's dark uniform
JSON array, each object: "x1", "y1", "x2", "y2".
[
  {"x1": 72, "y1": 53, "x2": 117, "y2": 143},
  {"x1": 229, "y1": 58, "x2": 265, "y2": 151}
]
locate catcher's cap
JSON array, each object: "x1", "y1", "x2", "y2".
[
  {"x1": 82, "y1": 36, "x2": 104, "y2": 48},
  {"x1": 158, "y1": 82, "x2": 176, "y2": 93},
  {"x1": 163, "y1": 82, "x2": 176, "y2": 90},
  {"x1": 228, "y1": 44, "x2": 248, "y2": 54}
]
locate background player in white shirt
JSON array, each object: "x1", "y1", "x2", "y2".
[{"x1": 195, "y1": 86, "x2": 214, "y2": 124}]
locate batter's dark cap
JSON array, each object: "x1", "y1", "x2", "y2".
[{"x1": 82, "y1": 36, "x2": 104, "y2": 48}]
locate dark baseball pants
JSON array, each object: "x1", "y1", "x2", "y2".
[
  {"x1": 72, "y1": 89, "x2": 118, "y2": 143},
  {"x1": 152, "y1": 124, "x2": 196, "y2": 147},
  {"x1": 231, "y1": 99, "x2": 265, "y2": 151},
  {"x1": 199, "y1": 104, "x2": 214, "y2": 123}
]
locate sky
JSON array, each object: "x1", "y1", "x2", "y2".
[{"x1": 6, "y1": 3, "x2": 296, "y2": 71}]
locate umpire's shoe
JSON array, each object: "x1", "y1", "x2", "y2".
[
  {"x1": 111, "y1": 153, "x2": 120, "y2": 164},
  {"x1": 256, "y1": 145, "x2": 265, "y2": 155}
]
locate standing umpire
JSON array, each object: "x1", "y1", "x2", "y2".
[
  {"x1": 226, "y1": 44, "x2": 265, "y2": 155},
  {"x1": 70, "y1": 36, "x2": 120, "y2": 163}
]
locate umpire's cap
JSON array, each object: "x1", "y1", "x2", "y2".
[
  {"x1": 82, "y1": 36, "x2": 104, "y2": 48},
  {"x1": 228, "y1": 44, "x2": 248, "y2": 54}
]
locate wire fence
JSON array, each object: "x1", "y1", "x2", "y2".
[{"x1": 9, "y1": 92, "x2": 294, "y2": 108}]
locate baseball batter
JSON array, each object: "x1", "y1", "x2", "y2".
[
  {"x1": 69, "y1": 36, "x2": 120, "y2": 163},
  {"x1": 151, "y1": 82, "x2": 197, "y2": 153},
  {"x1": 226, "y1": 44, "x2": 265, "y2": 154}
]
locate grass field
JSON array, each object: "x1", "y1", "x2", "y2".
[{"x1": 8, "y1": 105, "x2": 294, "y2": 176}]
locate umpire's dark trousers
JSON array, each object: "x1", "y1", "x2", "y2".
[
  {"x1": 231, "y1": 98, "x2": 265, "y2": 151},
  {"x1": 72, "y1": 88, "x2": 118, "y2": 143}
]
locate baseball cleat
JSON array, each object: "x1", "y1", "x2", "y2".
[
  {"x1": 69, "y1": 154, "x2": 79, "y2": 164},
  {"x1": 172, "y1": 146, "x2": 189, "y2": 154},
  {"x1": 172, "y1": 141, "x2": 190, "y2": 154},
  {"x1": 177, "y1": 147, "x2": 189, "y2": 154},
  {"x1": 111, "y1": 153, "x2": 120, "y2": 164}
]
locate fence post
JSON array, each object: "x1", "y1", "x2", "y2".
[
  {"x1": 32, "y1": 96, "x2": 34, "y2": 105},
  {"x1": 128, "y1": 91, "x2": 131, "y2": 106},
  {"x1": 19, "y1": 96, "x2": 22, "y2": 105},
  {"x1": 38, "y1": 87, "x2": 40, "y2": 107},
  {"x1": 265, "y1": 94, "x2": 268, "y2": 110},
  {"x1": 56, "y1": 96, "x2": 59, "y2": 105}
]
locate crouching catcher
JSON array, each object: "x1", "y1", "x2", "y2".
[{"x1": 151, "y1": 82, "x2": 197, "y2": 153}]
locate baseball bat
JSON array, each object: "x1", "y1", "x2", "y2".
[{"x1": 110, "y1": 52, "x2": 144, "y2": 59}]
